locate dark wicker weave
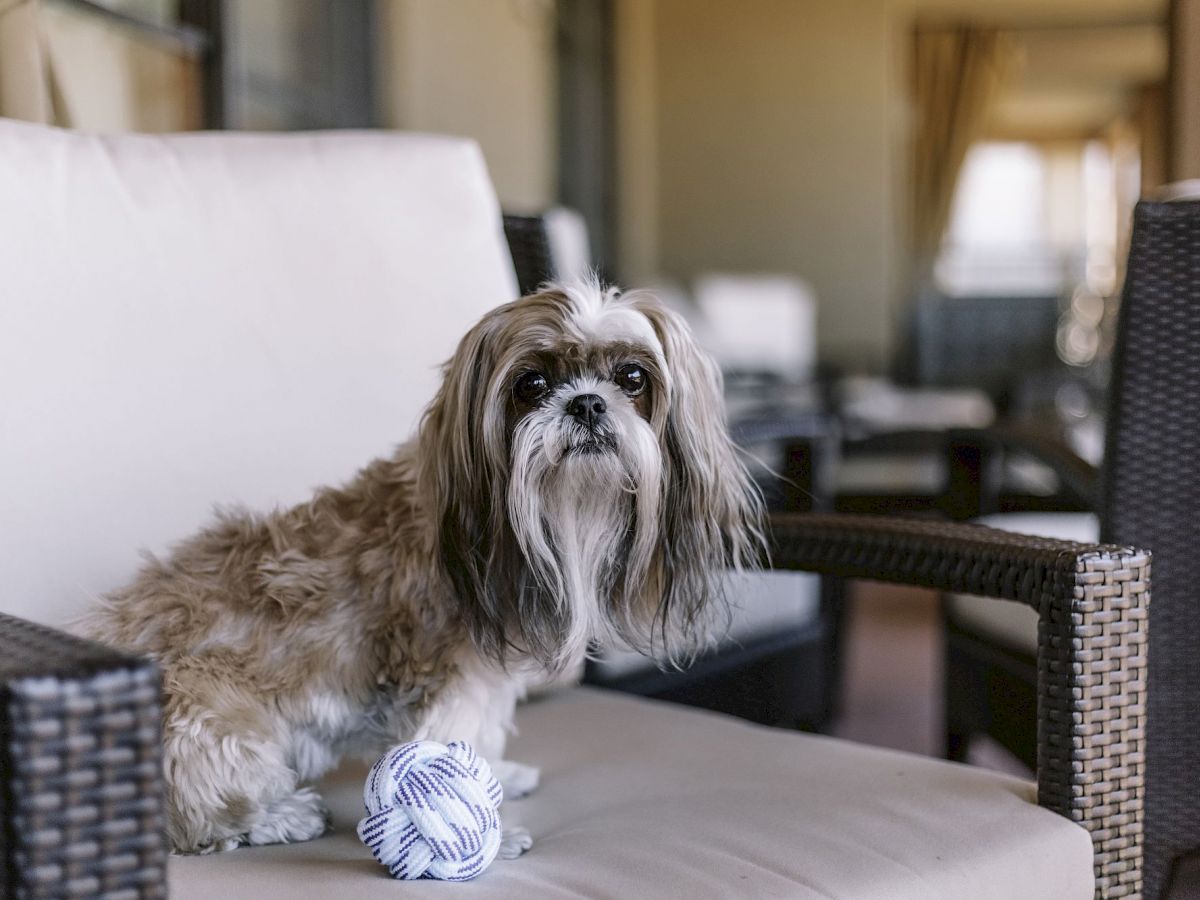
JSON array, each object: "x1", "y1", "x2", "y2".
[
  {"x1": 769, "y1": 513, "x2": 1149, "y2": 897},
  {"x1": 502, "y1": 213, "x2": 556, "y2": 296},
  {"x1": 0, "y1": 614, "x2": 167, "y2": 899},
  {"x1": 1102, "y1": 200, "x2": 1200, "y2": 898}
]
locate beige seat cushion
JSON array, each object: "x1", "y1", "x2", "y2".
[
  {"x1": 170, "y1": 687, "x2": 1093, "y2": 899},
  {"x1": 947, "y1": 513, "x2": 1099, "y2": 652}
]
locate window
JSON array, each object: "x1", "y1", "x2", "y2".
[{"x1": 935, "y1": 140, "x2": 1127, "y2": 299}]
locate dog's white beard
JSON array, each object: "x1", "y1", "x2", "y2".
[
  {"x1": 544, "y1": 455, "x2": 628, "y2": 662},
  {"x1": 508, "y1": 405, "x2": 662, "y2": 670}
]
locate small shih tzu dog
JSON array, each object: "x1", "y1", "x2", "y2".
[{"x1": 86, "y1": 280, "x2": 764, "y2": 857}]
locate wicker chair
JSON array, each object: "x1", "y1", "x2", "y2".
[
  {"x1": 0, "y1": 121, "x2": 1149, "y2": 898},
  {"x1": 1, "y1": 514, "x2": 1148, "y2": 897},
  {"x1": 939, "y1": 198, "x2": 1200, "y2": 898}
]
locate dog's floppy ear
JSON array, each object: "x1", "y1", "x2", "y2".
[
  {"x1": 627, "y1": 294, "x2": 765, "y2": 662},
  {"x1": 417, "y1": 310, "x2": 515, "y2": 661}
]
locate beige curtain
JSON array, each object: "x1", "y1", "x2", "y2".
[
  {"x1": 0, "y1": 0, "x2": 202, "y2": 131},
  {"x1": 910, "y1": 27, "x2": 1015, "y2": 283}
]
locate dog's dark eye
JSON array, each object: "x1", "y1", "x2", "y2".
[
  {"x1": 614, "y1": 364, "x2": 646, "y2": 396},
  {"x1": 514, "y1": 371, "x2": 551, "y2": 404}
]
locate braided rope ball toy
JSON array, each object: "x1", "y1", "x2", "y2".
[{"x1": 356, "y1": 740, "x2": 504, "y2": 881}]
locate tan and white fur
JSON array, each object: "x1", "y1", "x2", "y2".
[{"x1": 85, "y1": 280, "x2": 764, "y2": 857}]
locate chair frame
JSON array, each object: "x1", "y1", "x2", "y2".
[{"x1": 938, "y1": 425, "x2": 1100, "y2": 772}]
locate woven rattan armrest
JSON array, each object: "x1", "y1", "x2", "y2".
[
  {"x1": 0, "y1": 614, "x2": 168, "y2": 898},
  {"x1": 766, "y1": 512, "x2": 1147, "y2": 899}
]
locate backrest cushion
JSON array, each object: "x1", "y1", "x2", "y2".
[{"x1": 0, "y1": 120, "x2": 517, "y2": 625}]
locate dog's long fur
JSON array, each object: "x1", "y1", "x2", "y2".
[{"x1": 85, "y1": 281, "x2": 763, "y2": 855}]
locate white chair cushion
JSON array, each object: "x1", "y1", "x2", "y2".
[
  {"x1": 947, "y1": 512, "x2": 1100, "y2": 652},
  {"x1": 837, "y1": 451, "x2": 946, "y2": 494},
  {"x1": 693, "y1": 273, "x2": 817, "y2": 383},
  {"x1": 838, "y1": 377, "x2": 994, "y2": 432},
  {"x1": 169, "y1": 687, "x2": 1093, "y2": 899},
  {"x1": 0, "y1": 119, "x2": 517, "y2": 627}
]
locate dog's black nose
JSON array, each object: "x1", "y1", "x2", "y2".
[{"x1": 566, "y1": 393, "x2": 607, "y2": 428}]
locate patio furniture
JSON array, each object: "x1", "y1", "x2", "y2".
[{"x1": 0, "y1": 118, "x2": 1148, "y2": 898}]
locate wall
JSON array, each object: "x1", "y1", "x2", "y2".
[
  {"x1": 0, "y1": 0, "x2": 202, "y2": 132},
  {"x1": 615, "y1": 0, "x2": 1165, "y2": 371},
  {"x1": 392, "y1": 0, "x2": 918, "y2": 368},
  {"x1": 376, "y1": 0, "x2": 558, "y2": 211},
  {"x1": 617, "y1": 0, "x2": 907, "y2": 371},
  {"x1": 614, "y1": 0, "x2": 660, "y2": 286},
  {"x1": 41, "y1": 2, "x2": 203, "y2": 132},
  {"x1": 1171, "y1": 0, "x2": 1200, "y2": 180},
  {"x1": 0, "y1": 0, "x2": 53, "y2": 122}
]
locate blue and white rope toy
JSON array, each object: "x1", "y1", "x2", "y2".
[{"x1": 357, "y1": 740, "x2": 504, "y2": 881}]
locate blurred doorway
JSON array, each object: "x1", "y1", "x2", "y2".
[
  {"x1": 556, "y1": 0, "x2": 616, "y2": 279},
  {"x1": 187, "y1": 0, "x2": 377, "y2": 130}
]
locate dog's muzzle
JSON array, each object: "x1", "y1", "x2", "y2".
[
  {"x1": 565, "y1": 393, "x2": 607, "y2": 430},
  {"x1": 564, "y1": 393, "x2": 617, "y2": 454}
]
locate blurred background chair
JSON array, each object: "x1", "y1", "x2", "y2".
[
  {"x1": 900, "y1": 290, "x2": 1064, "y2": 411},
  {"x1": 503, "y1": 207, "x2": 593, "y2": 297},
  {"x1": 692, "y1": 273, "x2": 818, "y2": 387}
]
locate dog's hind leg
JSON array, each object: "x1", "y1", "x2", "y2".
[{"x1": 162, "y1": 700, "x2": 329, "y2": 853}]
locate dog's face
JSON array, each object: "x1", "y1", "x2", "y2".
[{"x1": 419, "y1": 281, "x2": 763, "y2": 671}]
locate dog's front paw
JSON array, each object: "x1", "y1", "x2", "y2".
[
  {"x1": 181, "y1": 836, "x2": 242, "y2": 856},
  {"x1": 497, "y1": 825, "x2": 533, "y2": 860},
  {"x1": 246, "y1": 787, "x2": 331, "y2": 847},
  {"x1": 494, "y1": 760, "x2": 540, "y2": 800}
]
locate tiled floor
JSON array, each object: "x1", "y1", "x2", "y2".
[
  {"x1": 830, "y1": 582, "x2": 940, "y2": 756},
  {"x1": 832, "y1": 581, "x2": 1030, "y2": 777}
]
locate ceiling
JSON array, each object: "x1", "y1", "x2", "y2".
[
  {"x1": 991, "y1": 23, "x2": 1168, "y2": 139},
  {"x1": 906, "y1": 0, "x2": 1168, "y2": 140},
  {"x1": 906, "y1": 0, "x2": 1165, "y2": 28}
]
